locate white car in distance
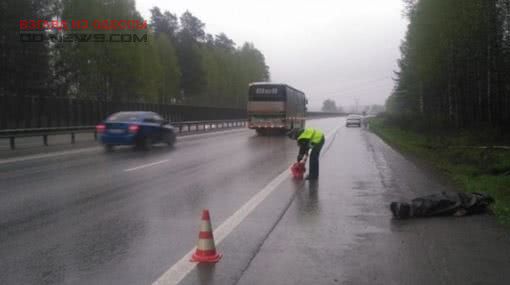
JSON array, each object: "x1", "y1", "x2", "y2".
[{"x1": 345, "y1": 114, "x2": 363, "y2": 127}]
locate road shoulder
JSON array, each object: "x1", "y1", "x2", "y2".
[{"x1": 235, "y1": 129, "x2": 510, "y2": 285}]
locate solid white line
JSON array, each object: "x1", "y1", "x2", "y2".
[
  {"x1": 124, "y1": 159, "x2": 169, "y2": 172},
  {"x1": 0, "y1": 146, "x2": 100, "y2": 165},
  {"x1": 152, "y1": 125, "x2": 341, "y2": 285}
]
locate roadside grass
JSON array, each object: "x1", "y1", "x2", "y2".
[{"x1": 369, "y1": 116, "x2": 510, "y2": 224}]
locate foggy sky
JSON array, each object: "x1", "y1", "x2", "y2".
[{"x1": 137, "y1": 0, "x2": 408, "y2": 110}]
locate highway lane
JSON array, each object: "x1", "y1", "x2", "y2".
[
  {"x1": 3, "y1": 117, "x2": 510, "y2": 285},
  {"x1": 0, "y1": 118, "x2": 342, "y2": 285}
]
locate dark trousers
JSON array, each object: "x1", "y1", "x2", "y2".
[{"x1": 309, "y1": 138, "x2": 324, "y2": 178}]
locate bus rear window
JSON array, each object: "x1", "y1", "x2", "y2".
[{"x1": 249, "y1": 86, "x2": 285, "y2": 101}]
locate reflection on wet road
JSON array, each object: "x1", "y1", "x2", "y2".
[{"x1": 1, "y1": 118, "x2": 510, "y2": 285}]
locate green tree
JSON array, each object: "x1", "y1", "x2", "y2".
[
  {"x1": 153, "y1": 34, "x2": 181, "y2": 103},
  {"x1": 59, "y1": 0, "x2": 149, "y2": 101},
  {"x1": 5, "y1": 1, "x2": 272, "y2": 110},
  {"x1": 322, "y1": 99, "x2": 338, "y2": 112},
  {"x1": 0, "y1": 0, "x2": 53, "y2": 97},
  {"x1": 150, "y1": 7, "x2": 178, "y2": 40},
  {"x1": 176, "y1": 11, "x2": 207, "y2": 101},
  {"x1": 390, "y1": 0, "x2": 508, "y2": 129}
]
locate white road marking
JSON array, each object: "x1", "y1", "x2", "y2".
[
  {"x1": 152, "y1": 125, "x2": 341, "y2": 285},
  {"x1": 0, "y1": 147, "x2": 100, "y2": 165},
  {"x1": 124, "y1": 159, "x2": 169, "y2": 172}
]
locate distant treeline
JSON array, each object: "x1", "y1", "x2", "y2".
[
  {"x1": 387, "y1": 0, "x2": 510, "y2": 129},
  {"x1": 0, "y1": 0, "x2": 270, "y2": 108}
]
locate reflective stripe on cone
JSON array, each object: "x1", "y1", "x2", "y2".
[{"x1": 191, "y1": 209, "x2": 222, "y2": 263}]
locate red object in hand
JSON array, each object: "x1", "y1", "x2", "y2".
[{"x1": 291, "y1": 162, "x2": 306, "y2": 179}]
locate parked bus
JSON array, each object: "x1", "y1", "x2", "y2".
[{"x1": 247, "y1": 82, "x2": 307, "y2": 135}]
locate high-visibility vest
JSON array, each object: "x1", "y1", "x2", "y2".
[{"x1": 297, "y1": 128, "x2": 324, "y2": 145}]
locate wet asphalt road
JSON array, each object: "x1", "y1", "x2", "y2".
[{"x1": 1, "y1": 118, "x2": 510, "y2": 285}]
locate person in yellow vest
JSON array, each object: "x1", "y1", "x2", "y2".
[{"x1": 288, "y1": 128, "x2": 325, "y2": 180}]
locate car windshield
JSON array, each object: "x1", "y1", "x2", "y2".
[{"x1": 107, "y1": 113, "x2": 141, "y2": 122}]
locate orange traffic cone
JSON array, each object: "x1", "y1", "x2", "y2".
[{"x1": 191, "y1": 209, "x2": 222, "y2": 263}]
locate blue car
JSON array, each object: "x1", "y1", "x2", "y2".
[{"x1": 96, "y1": 111, "x2": 176, "y2": 151}]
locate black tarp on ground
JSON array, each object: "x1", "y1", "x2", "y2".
[{"x1": 390, "y1": 192, "x2": 494, "y2": 219}]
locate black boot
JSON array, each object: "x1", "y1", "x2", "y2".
[{"x1": 390, "y1": 202, "x2": 411, "y2": 219}]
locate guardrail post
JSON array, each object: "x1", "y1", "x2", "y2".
[
  {"x1": 43, "y1": 135, "x2": 48, "y2": 146},
  {"x1": 71, "y1": 132, "x2": 75, "y2": 144},
  {"x1": 10, "y1": 137, "x2": 15, "y2": 150}
]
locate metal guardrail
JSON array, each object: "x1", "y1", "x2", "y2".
[
  {"x1": 306, "y1": 112, "x2": 346, "y2": 118},
  {"x1": 172, "y1": 119, "x2": 247, "y2": 133},
  {"x1": 0, "y1": 115, "x2": 344, "y2": 150},
  {"x1": 0, "y1": 119, "x2": 247, "y2": 150}
]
